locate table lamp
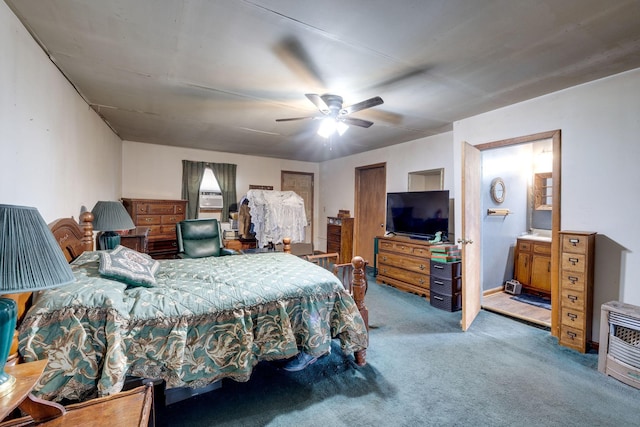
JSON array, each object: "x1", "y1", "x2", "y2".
[
  {"x1": 91, "y1": 201, "x2": 135, "y2": 250},
  {"x1": 0, "y1": 204, "x2": 75, "y2": 396}
]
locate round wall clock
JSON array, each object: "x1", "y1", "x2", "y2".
[{"x1": 490, "y1": 178, "x2": 506, "y2": 204}]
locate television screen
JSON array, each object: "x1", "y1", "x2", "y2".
[{"x1": 385, "y1": 191, "x2": 449, "y2": 239}]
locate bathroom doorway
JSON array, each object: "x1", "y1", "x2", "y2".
[{"x1": 476, "y1": 130, "x2": 561, "y2": 334}]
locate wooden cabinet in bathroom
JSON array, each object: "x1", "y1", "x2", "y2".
[{"x1": 514, "y1": 237, "x2": 551, "y2": 296}]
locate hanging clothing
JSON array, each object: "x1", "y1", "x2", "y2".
[{"x1": 246, "y1": 189, "x2": 307, "y2": 247}]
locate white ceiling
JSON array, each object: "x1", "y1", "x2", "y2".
[{"x1": 6, "y1": 0, "x2": 640, "y2": 162}]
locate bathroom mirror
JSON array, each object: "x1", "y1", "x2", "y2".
[{"x1": 534, "y1": 172, "x2": 552, "y2": 210}]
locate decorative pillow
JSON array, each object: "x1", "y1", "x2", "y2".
[{"x1": 98, "y1": 245, "x2": 160, "y2": 288}]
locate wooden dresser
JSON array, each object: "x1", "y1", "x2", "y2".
[
  {"x1": 327, "y1": 217, "x2": 354, "y2": 263},
  {"x1": 122, "y1": 198, "x2": 187, "y2": 259},
  {"x1": 376, "y1": 236, "x2": 431, "y2": 298},
  {"x1": 514, "y1": 237, "x2": 552, "y2": 296},
  {"x1": 558, "y1": 230, "x2": 596, "y2": 353}
]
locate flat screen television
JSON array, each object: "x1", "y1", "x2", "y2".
[{"x1": 385, "y1": 190, "x2": 449, "y2": 240}]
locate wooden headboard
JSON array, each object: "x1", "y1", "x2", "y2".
[
  {"x1": 7, "y1": 212, "x2": 95, "y2": 365},
  {"x1": 48, "y1": 211, "x2": 95, "y2": 262}
]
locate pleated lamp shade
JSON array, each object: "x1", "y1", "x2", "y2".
[
  {"x1": 0, "y1": 204, "x2": 75, "y2": 395},
  {"x1": 91, "y1": 201, "x2": 135, "y2": 232},
  {"x1": 91, "y1": 201, "x2": 135, "y2": 250}
]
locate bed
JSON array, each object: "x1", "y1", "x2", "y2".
[{"x1": 16, "y1": 212, "x2": 368, "y2": 403}]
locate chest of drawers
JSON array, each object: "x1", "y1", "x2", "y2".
[
  {"x1": 558, "y1": 230, "x2": 596, "y2": 353},
  {"x1": 376, "y1": 236, "x2": 431, "y2": 297},
  {"x1": 430, "y1": 260, "x2": 462, "y2": 311},
  {"x1": 327, "y1": 217, "x2": 354, "y2": 263},
  {"x1": 122, "y1": 198, "x2": 187, "y2": 259}
]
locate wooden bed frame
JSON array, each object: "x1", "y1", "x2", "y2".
[{"x1": 11, "y1": 211, "x2": 368, "y2": 405}]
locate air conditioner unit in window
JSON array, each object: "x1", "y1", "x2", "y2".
[{"x1": 200, "y1": 192, "x2": 223, "y2": 209}]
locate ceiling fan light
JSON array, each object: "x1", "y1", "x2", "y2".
[
  {"x1": 317, "y1": 118, "x2": 337, "y2": 138},
  {"x1": 336, "y1": 121, "x2": 349, "y2": 136}
]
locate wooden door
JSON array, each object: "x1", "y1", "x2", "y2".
[
  {"x1": 531, "y1": 254, "x2": 552, "y2": 293},
  {"x1": 355, "y1": 163, "x2": 386, "y2": 264},
  {"x1": 515, "y1": 252, "x2": 531, "y2": 285},
  {"x1": 461, "y1": 142, "x2": 482, "y2": 331},
  {"x1": 281, "y1": 171, "x2": 313, "y2": 244}
]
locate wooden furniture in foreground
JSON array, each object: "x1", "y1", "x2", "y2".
[
  {"x1": 558, "y1": 231, "x2": 596, "y2": 353},
  {"x1": 514, "y1": 237, "x2": 552, "y2": 296},
  {"x1": 122, "y1": 198, "x2": 187, "y2": 259},
  {"x1": 598, "y1": 301, "x2": 640, "y2": 389},
  {"x1": 327, "y1": 217, "x2": 354, "y2": 263},
  {"x1": 119, "y1": 227, "x2": 150, "y2": 254},
  {"x1": 0, "y1": 360, "x2": 153, "y2": 427},
  {"x1": 376, "y1": 236, "x2": 431, "y2": 298}
]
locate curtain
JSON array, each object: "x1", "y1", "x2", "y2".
[
  {"x1": 210, "y1": 163, "x2": 237, "y2": 222},
  {"x1": 181, "y1": 160, "x2": 207, "y2": 219},
  {"x1": 181, "y1": 160, "x2": 237, "y2": 221}
]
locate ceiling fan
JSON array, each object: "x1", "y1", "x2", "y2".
[{"x1": 276, "y1": 93, "x2": 384, "y2": 137}]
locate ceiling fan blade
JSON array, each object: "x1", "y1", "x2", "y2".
[
  {"x1": 342, "y1": 117, "x2": 374, "y2": 128},
  {"x1": 305, "y1": 94, "x2": 330, "y2": 114},
  {"x1": 340, "y1": 96, "x2": 384, "y2": 115},
  {"x1": 273, "y1": 36, "x2": 325, "y2": 88},
  {"x1": 275, "y1": 116, "x2": 315, "y2": 122}
]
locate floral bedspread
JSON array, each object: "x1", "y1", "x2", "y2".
[{"x1": 19, "y1": 251, "x2": 368, "y2": 402}]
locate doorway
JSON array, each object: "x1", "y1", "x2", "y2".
[
  {"x1": 469, "y1": 130, "x2": 561, "y2": 335},
  {"x1": 281, "y1": 171, "x2": 314, "y2": 246}
]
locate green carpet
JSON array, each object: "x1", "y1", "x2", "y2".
[{"x1": 160, "y1": 273, "x2": 640, "y2": 426}]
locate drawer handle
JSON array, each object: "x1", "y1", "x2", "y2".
[
  {"x1": 568, "y1": 257, "x2": 579, "y2": 265},
  {"x1": 568, "y1": 276, "x2": 578, "y2": 284},
  {"x1": 433, "y1": 280, "x2": 444, "y2": 286},
  {"x1": 419, "y1": 264, "x2": 426, "y2": 270},
  {"x1": 433, "y1": 295, "x2": 444, "y2": 301},
  {"x1": 568, "y1": 294, "x2": 578, "y2": 302},
  {"x1": 567, "y1": 312, "x2": 578, "y2": 321},
  {"x1": 433, "y1": 264, "x2": 444, "y2": 270},
  {"x1": 568, "y1": 238, "x2": 580, "y2": 245},
  {"x1": 419, "y1": 278, "x2": 425, "y2": 285},
  {"x1": 567, "y1": 331, "x2": 577, "y2": 339},
  {"x1": 145, "y1": 218, "x2": 152, "y2": 222},
  {"x1": 169, "y1": 216, "x2": 176, "y2": 221},
  {"x1": 382, "y1": 256, "x2": 387, "y2": 262}
]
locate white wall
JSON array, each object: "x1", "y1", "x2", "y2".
[
  {"x1": 121, "y1": 141, "x2": 319, "y2": 240},
  {"x1": 0, "y1": 2, "x2": 122, "y2": 223},
  {"x1": 454, "y1": 68, "x2": 640, "y2": 340},
  {"x1": 318, "y1": 132, "x2": 454, "y2": 249}
]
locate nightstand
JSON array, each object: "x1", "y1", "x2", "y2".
[
  {"x1": 0, "y1": 360, "x2": 153, "y2": 427},
  {"x1": 119, "y1": 227, "x2": 150, "y2": 254}
]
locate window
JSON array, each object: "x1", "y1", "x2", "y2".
[{"x1": 200, "y1": 168, "x2": 223, "y2": 210}]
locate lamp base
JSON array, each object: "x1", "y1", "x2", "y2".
[
  {"x1": 0, "y1": 298, "x2": 17, "y2": 397},
  {"x1": 98, "y1": 232, "x2": 121, "y2": 250}
]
